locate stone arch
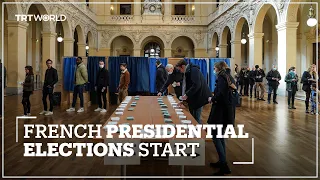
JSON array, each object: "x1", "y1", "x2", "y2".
[
  {"x1": 86, "y1": 31, "x2": 94, "y2": 48},
  {"x1": 139, "y1": 33, "x2": 167, "y2": 49},
  {"x1": 25, "y1": 3, "x2": 53, "y2": 32},
  {"x1": 61, "y1": 19, "x2": 72, "y2": 39},
  {"x1": 4, "y1": 3, "x2": 21, "y2": 20},
  {"x1": 171, "y1": 36, "x2": 195, "y2": 58},
  {"x1": 107, "y1": 33, "x2": 135, "y2": 49},
  {"x1": 110, "y1": 36, "x2": 134, "y2": 56},
  {"x1": 140, "y1": 35, "x2": 166, "y2": 57},
  {"x1": 74, "y1": 25, "x2": 85, "y2": 44},
  {"x1": 285, "y1": 0, "x2": 301, "y2": 22},
  {"x1": 211, "y1": 32, "x2": 219, "y2": 49},
  {"x1": 234, "y1": 16, "x2": 251, "y2": 41},
  {"x1": 220, "y1": 26, "x2": 231, "y2": 45},
  {"x1": 253, "y1": 3, "x2": 280, "y2": 33},
  {"x1": 170, "y1": 34, "x2": 198, "y2": 49}
]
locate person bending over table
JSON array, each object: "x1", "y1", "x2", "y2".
[
  {"x1": 175, "y1": 59, "x2": 212, "y2": 124},
  {"x1": 157, "y1": 64, "x2": 183, "y2": 98},
  {"x1": 155, "y1": 60, "x2": 168, "y2": 95}
]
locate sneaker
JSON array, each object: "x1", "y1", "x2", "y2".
[
  {"x1": 77, "y1": 108, "x2": 84, "y2": 113},
  {"x1": 260, "y1": 99, "x2": 266, "y2": 101},
  {"x1": 66, "y1": 107, "x2": 75, "y2": 112},
  {"x1": 94, "y1": 108, "x2": 102, "y2": 112},
  {"x1": 100, "y1": 109, "x2": 107, "y2": 113},
  {"x1": 305, "y1": 109, "x2": 309, "y2": 113},
  {"x1": 273, "y1": 101, "x2": 278, "y2": 104},
  {"x1": 27, "y1": 113, "x2": 31, "y2": 116},
  {"x1": 310, "y1": 111, "x2": 315, "y2": 115},
  {"x1": 39, "y1": 111, "x2": 47, "y2": 115},
  {"x1": 45, "y1": 111, "x2": 53, "y2": 116},
  {"x1": 292, "y1": 106, "x2": 296, "y2": 109},
  {"x1": 288, "y1": 106, "x2": 292, "y2": 109}
]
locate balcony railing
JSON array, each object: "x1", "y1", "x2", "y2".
[
  {"x1": 171, "y1": 15, "x2": 195, "y2": 23},
  {"x1": 110, "y1": 15, "x2": 134, "y2": 23}
]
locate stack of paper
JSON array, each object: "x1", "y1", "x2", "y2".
[
  {"x1": 175, "y1": 109, "x2": 183, "y2": 112},
  {"x1": 108, "y1": 121, "x2": 118, "y2": 125},
  {"x1": 126, "y1": 116, "x2": 134, "y2": 120},
  {"x1": 115, "y1": 112, "x2": 124, "y2": 115},
  {"x1": 128, "y1": 108, "x2": 134, "y2": 111},
  {"x1": 111, "y1": 117, "x2": 120, "y2": 121},
  {"x1": 116, "y1": 108, "x2": 125, "y2": 111},
  {"x1": 179, "y1": 115, "x2": 187, "y2": 119},
  {"x1": 164, "y1": 113, "x2": 171, "y2": 118},
  {"x1": 161, "y1": 105, "x2": 168, "y2": 108},
  {"x1": 181, "y1": 120, "x2": 192, "y2": 124},
  {"x1": 176, "y1": 111, "x2": 184, "y2": 115},
  {"x1": 164, "y1": 118, "x2": 173, "y2": 123},
  {"x1": 131, "y1": 104, "x2": 136, "y2": 107}
]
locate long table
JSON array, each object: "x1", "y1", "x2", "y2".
[{"x1": 94, "y1": 96, "x2": 208, "y2": 179}]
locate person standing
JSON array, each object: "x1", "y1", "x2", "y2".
[
  {"x1": 310, "y1": 83, "x2": 319, "y2": 114},
  {"x1": 22, "y1": 66, "x2": 34, "y2": 116},
  {"x1": 157, "y1": 64, "x2": 183, "y2": 98},
  {"x1": 234, "y1": 64, "x2": 240, "y2": 90},
  {"x1": 239, "y1": 67, "x2": 250, "y2": 96},
  {"x1": 254, "y1": 65, "x2": 266, "y2": 101},
  {"x1": 156, "y1": 60, "x2": 168, "y2": 95},
  {"x1": 285, "y1": 67, "x2": 298, "y2": 109},
  {"x1": 266, "y1": 65, "x2": 281, "y2": 104},
  {"x1": 249, "y1": 66, "x2": 256, "y2": 98},
  {"x1": 175, "y1": 60, "x2": 211, "y2": 124},
  {"x1": 39, "y1": 59, "x2": 58, "y2": 116},
  {"x1": 118, "y1": 63, "x2": 130, "y2": 103},
  {"x1": 66, "y1": 57, "x2": 88, "y2": 113},
  {"x1": 301, "y1": 64, "x2": 317, "y2": 113},
  {"x1": 207, "y1": 61, "x2": 234, "y2": 176},
  {"x1": 94, "y1": 60, "x2": 109, "y2": 113}
]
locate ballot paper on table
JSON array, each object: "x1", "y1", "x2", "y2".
[
  {"x1": 172, "y1": 105, "x2": 178, "y2": 108},
  {"x1": 111, "y1": 117, "x2": 120, "y2": 121},
  {"x1": 175, "y1": 109, "x2": 183, "y2": 112},
  {"x1": 181, "y1": 120, "x2": 192, "y2": 124},
  {"x1": 164, "y1": 118, "x2": 173, "y2": 123},
  {"x1": 116, "y1": 108, "x2": 125, "y2": 111},
  {"x1": 171, "y1": 102, "x2": 178, "y2": 105},
  {"x1": 176, "y1": 111, "x2": 184, "y2": 115},
  {"x1": 179, "y1": 115, "x2": 187, "y2": 119},
  {"x1": 126, "y1": 116, "x2": 134, "y2": 120},
  {"x1": 108, "y1": 121, "x2": 118, "y2": 125},
  {"x1": 128, "y1": 108, "x2": 134, "y2": 111},
  {"x1": 115, "y1": 112, "x2": 124, "y2": 115}
]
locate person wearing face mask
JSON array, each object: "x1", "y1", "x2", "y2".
[
  {"x1": 285, "y1": 67, "x2": 298, "y2": 109},
  {"x1": 301, "y1": 64, "x2": 317, "y2": 113},
  {"x1": 157, "y1": 64, "x2": 183, "y2": 98},
  {"x1": 66, "y1": 57, "x2": 88, "y2": 113},
  {"x1": 94, "y1": 60, "x2": 109, "y2": 113},
  {"x1": 254, "y1": 65, "x2": 266, "y2": 101},
  {"x1": 175, "y1": 60, "x2": 211, "y2": 124},
  {"x1": 118, "y1": 63, "x2": 130, "y2": 103},
  {"x1": 266, "y1": 65, "x2": 281, "y2": 104},
  {"x1": 156, "y1": 60, "x2": 168, "y2": 95}
]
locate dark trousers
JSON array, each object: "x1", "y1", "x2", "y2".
[
  {"x1": 243, "y1": 79, "x2": 249, "y2": 95},
  {"x1": 72, "y1": 85, "x2": 84, "y2": 108},
  {"x1": 174, "y1": 86, "x2": 182, "y2": 98},
  {"x1": 212, "y1": 127, "x2": 227, "y2": 163},
  {"x1": 97, "y1": 87, "x2": 107, "y2": 109},
  {"x1": 288, "y1": 90, "x2": 296, "y2": 106},
  {"x1": 305, "y1": 89, "x2": 311, "y2": 110},
  {"x1": 249, "y1": 83, "x2": 255, "y2": 97},
  {"x1": 22, "y1": 91, "x2": 32, "y2": 115},
  {"x1": 268, "y1": 85, "x2": 278, "y2": 102},
  {"x1": 189, "y1": 106, "x2": 203, "y2": 124},
  {"x1": 42, "y1": 87, "x2": 54, "y2": 112}
]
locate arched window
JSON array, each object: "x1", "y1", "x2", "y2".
[{"x1": 144, "y1": 42, "x2": 161, "y2": 58}]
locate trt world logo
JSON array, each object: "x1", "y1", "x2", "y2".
[{"x1": 15, "y1": 14, "x2": 67, "y2": 22}]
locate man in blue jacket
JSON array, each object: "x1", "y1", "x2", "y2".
[{"x1": 175, "y1": 60, "x2": 212, "y2": 124}]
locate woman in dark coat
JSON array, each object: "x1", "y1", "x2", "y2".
[
  {"x1": 207, "y1": 61, "x2": 235, "y2": 176},
  {"x1": 22, "y1": 66, "x2": 34, "y2": 116},
  {"x1": 301, "y1": 64, "x2": 317, "y2": 113},
  {"x1": 285, "y1": 67, "x2": 298, "y2": 109}
]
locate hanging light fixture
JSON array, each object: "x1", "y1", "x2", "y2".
[
  {"x1": 307, "y1": 5, "x2": 317, "y2": 27},
  {"x1": 241, "y1": 33, "x2": 247, "y2": 44},
  {"x1": 85, "y1": 45, "x2": 89, "y2": 50},
  {"x1": 57, "y1": 33, "x2": 63, "y2": 42},
  {"x1": 215, "y1": 46, "x2": 219, "y2": 51}
]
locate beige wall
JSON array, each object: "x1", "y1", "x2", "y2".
[
  {"x1": 111, "y1": 36, "x2": 134, "y2": 56},
  {"x1": 171, "y1": 36, "x2": 195, "y2": 57}
]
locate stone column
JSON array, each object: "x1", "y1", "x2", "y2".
[
  {"x1": 194, "y1": 0, "x2": 201, "y2": 23},
  {"x1": 42, "y1": 32, "x2": 56, "y2": 81},
  {"x1": 164, "y1": 0, "x2": 171, "y2": 22},
  {"x1": 231, "y1": 40, "x2": 241, "y2": 75},
  {"x1": 219, "y1": 44, "x2": 228, "y2": 58},
  {"x1": 248, "y1": 32, "x2": 264, "y2": 68},
  {"x1": 134, "y1": 0, "x2": 142, "y2": 23},
  {"x1": 6, "y1": 21, "x2": 28, "y2": 94},
  {"x1": 133, "y1": 48, "x2": 141, "y2": 56},
  {"x1": 63, "y1": 38, "x2": 74, "y2": 57},
  {"x1": 77, "y1": 43, "x2": 86, "y2": 57},
  {"x1": 276, "y1": 22, "x2": 299, "y2": 96},
  {"x1": 164, "y1": 48, "x2": 171, "y2": 57}
]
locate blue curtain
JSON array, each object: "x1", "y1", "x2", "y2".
[
  {"x1": 86, "y1": 56, "x2": 106, "y2": 91},
  {"x1": 127, "y1": 57, "x2": 150, "y2": 92},
  {"x1": 209, "y1": 58, "x2": 230, "y2": 92},
  {"x1": 108, "y1": 56, "x2": 128, "y2": 93},
  {"x1": 188, "y1": 58, "x2": 208, "y2": 83},
  {"x1": 63, "y1": 57, "x2": 77, "y2": 91},
  {"x1": 149, "y1": 58, "x2": 168, "y2": 93}
]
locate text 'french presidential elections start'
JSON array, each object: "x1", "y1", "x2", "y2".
[{"x1": 22, "y1": 124, "x2": 249, "y2": 157}]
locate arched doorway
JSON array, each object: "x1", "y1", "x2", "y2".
[
  {"x1": 110, "y1": 36, "x2": 134, "y2": 56},
  {"x1": 211, "y1": 32, "x2": 219, "y2": 57},
  {"x1": 220, "y1": 26, "x2": 232, "y2": 58},
  {"x1": 140, "y1": 36, "x2": 165, "y2": 57},
  {"x1": 171, "y1": 36, "x2": 195, "y2": 58}
]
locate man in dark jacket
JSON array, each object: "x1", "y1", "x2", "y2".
[
  {"x1": 94, "y1": 60, "x2": 109, "y2": 113},
  {"x1": 266, "y1": 65, "x2": 281, "y2": 104},
  {"x1": 254, "y1": 65, "x2": 266, "y2": 101},
  {"x1": 156, "y1": 60, "x2": 168, "y2": 94},
  {"x1": 39, "y1": 59, "x2": 58, "y2": 116},
  {"x1": 157, "y1": 64, "x2": 183, "y2": 98},
  {"x1": 176, "y1": 60, "x2": 212, "y2": 124}
]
